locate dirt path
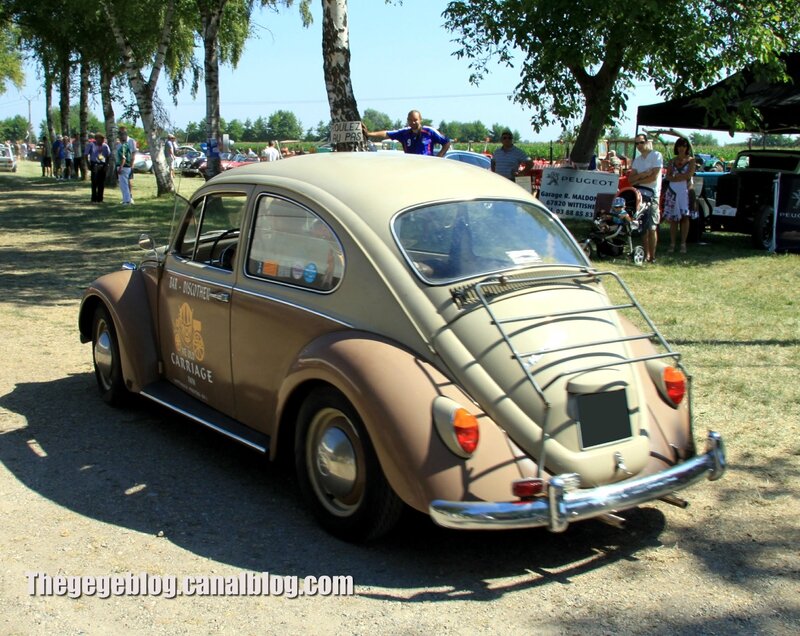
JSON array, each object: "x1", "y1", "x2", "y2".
[{"x1": 0, "y1": 169, "x2": 797, "y2": 635}]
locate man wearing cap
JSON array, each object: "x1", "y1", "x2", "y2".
[{"x1": 492, "y1": 130, "x2": 532, "y2": 180}]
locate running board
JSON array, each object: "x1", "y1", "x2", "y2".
[{"x1": 140, "y1": 381, "x2": 270, "y2": 453}]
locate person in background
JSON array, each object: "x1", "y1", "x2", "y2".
[
  {"x1": 263, "y1": 140, "x2": 281, "y2": 161},
  {"x1": 116, "y1": 131, "x2": 133, "y2": 205},
  {"x1": 663, "y1": 136, "x2": 696, "y2": 254},
  {"x1": 364, "y1": 110, "x2": 451, "y2": 156},
  {"x1": 604, "y1": 150, "x2": 622, "y2": 173},
  {"x1": 627, "y1": 133, "x2": 663, "y2": 263},
  {"x1": 164, "y1": 133, "x2": 177, "y2": 179},
  {"x1": 40, "y1": 136, "x2": 52, "y2": 177},
  {"x1": 63, "y1": 135, "x2": 74, "y2": 180},
  {"x1": 118, "y1": 127, "x2": 137, "y2": 203},
  {"x1": 52, "y1": 135, "x2": 64, "y2": 179},
  {"x1": 86, "y1": 133, "x2": 111, "y2": 203},
  {"x1": 491, "y1": 130, "x2": 532, "y2": 180}
]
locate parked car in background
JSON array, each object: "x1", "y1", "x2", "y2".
[
  {"x1": 133, "y1": 152, "x2": 153, "y2": 173},
  {"x1": 444, "y1": 149, "x2": 491, "y2": 169},
  {"x1": 0, "y1": 143, "x2": 18, "y2": 172},
  {"x1": 712, "y1": 149, "x2": 800, "y2": 248},
  {"x1": 78, "y1": 153, "x2": 725, "y2": 542},
  {"x1": 694, "y1": 153, "x2": 726, "y2": 172}
]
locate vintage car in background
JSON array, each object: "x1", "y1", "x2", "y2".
[
  {"x1": 444, "y1": 149, "x2": 491, "y2": 169},
  {"x1": 78, "y1": 153, "x2": 725, "y2": 541},
  {"x1": 0, "y1": 143, "x2": 18, "y2": 172},
  {"x1": 694, "y1": 153, "x2": 726, "y2": 172},
  {"x1": 133, "y1": 152, "x2": 153, "y2": 173},
  {"x1": 712, "y1": 149, "x2": 800, "y2": 248}
]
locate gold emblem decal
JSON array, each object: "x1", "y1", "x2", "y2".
[{"x1": 174, "y1": 302, "x2": 206, "y2": 362}]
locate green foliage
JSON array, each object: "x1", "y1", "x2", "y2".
[
  {"x1": 267, "y1": 109, "x2": 303, "y2": 140},
  {"x1": 0, "y1": 20, "x2": 23, "y2": 95},
  {"x1": 443, "y1": 0, "x2": 800, "y2": 162},
  {"x1": 0, "y1": 115, "x2": 30, "y2": 141},
  {"x1": 690, "y1": 132, "x2": 717, "y2": 146},
  {"x1": 361, "y1": 108, "x2": 393, "y2": 133}
]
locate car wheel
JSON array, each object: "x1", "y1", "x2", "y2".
[
  {"x1": 751, "y1": 206, "x2": 774, "y2": 250},
  {"x1": 91, "y1": 305, "x2": 128, "y2": 406},
  {"x1": 295, "y1": 387, "x2": 403, "y2": 541},
  {"x1": 632, "y1": 245, "x2": 645, "y2": 266}
]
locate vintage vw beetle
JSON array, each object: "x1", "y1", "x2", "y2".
[{"x1": 78, "y1": 153, "x2": 725, "y2": 541}]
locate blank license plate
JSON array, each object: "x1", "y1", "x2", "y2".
[{"x1": 577, "y1": 390, "x2": 632, "y2": 449}]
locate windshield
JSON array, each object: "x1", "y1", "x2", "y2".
[{"x1": 393, "y1": 199, "x2": 586, "y2": 283}]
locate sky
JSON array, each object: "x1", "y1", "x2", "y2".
[{"x1": 1, "y1": 0, "x2": 746, "y2": 144}]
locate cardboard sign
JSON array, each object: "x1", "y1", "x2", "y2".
[
  {"x1": 538, "y1": 168, "x2": 620, "y2": 220},
  {"x1": 330, "y1": 121, "x2": 364, "y2": 144}
]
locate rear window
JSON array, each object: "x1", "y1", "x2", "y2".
[
  {"x1": 393, "y1": 199, "x2": 585, "y2": 283},
  {"x1": 736, "y1": 153, "x2": 800, "y2": 172}
]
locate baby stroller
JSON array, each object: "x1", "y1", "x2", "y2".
[{"x1": 581, "y1": 196, "x2": 646, "y2": 265}]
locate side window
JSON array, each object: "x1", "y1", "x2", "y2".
[
  {"x1": 246, "y1": 195, "x2": 344, "y2": 292},
  {"x1": 176, "y1": 192, "x2": 247, "y2": 268}
]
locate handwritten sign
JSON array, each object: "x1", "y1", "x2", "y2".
[{"x1": 330, "y1": 121, "x2": 364, "y2": 144}]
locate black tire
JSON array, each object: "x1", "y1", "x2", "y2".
[
  {"x1": 295, "y1": 387, "x2": 404, "y2": 542},
  {"x1": 751, "y1": 206, "x2": 774, "y2": 250},
  {"x1": 91, "y1": 305, "x2": 128, "y2": 406}
]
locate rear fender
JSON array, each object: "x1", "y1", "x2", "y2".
[
  {"x1": 278, "y1": 332, "x2": 533, "y2": 512},
  {"x1": 78, "y1": 269, "x2": 160, "y2": 393},
  {"x1": 619, "y1": 316, "x2": 694, "y2": 470}
]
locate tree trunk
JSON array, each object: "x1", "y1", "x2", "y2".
[
  {"x1": 58, "y1": 55, "x2": 70, "y2": 137},
  {"x1": 43, "y1": 66, "x2": 55, "y2": 153},
  {"x1": 104, "y1": 2, "x2": 175, "y2": 196},
  {"x1": 321, "y1": 0, "x2": 365, "y2": 151},
  {"x1": 202, "y1": 9, "x2": 223, "y2": 178},
  {"x1": 100, "y1": 64, "x2": 118, "y2": 188},
  {"x1": 78, "y1": 57, "x2": 90, "y2": 180}
]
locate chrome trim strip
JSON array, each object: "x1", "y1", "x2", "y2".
[
  {"x1": 139, "y1": 389, "x2": 268, "y2": 453},
  {"x1": 233, "y1": 286, "x2": 353, "y2": 328},
  {"x1": 429, "y1": 431, "x2": 725, "y2": 532}
]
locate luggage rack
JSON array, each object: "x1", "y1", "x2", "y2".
[
  {"x1": 464, "y1": 268, "x2": 686, "y2": 405},
  {"x1": 463, "y1": 267, "x2": 691, "y2": 477}
]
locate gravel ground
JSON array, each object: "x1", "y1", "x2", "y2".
[{"x1": 0, "y1": 171, "x2": 798, "y2": 635}]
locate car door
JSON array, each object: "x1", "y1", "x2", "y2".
[{"x1": 158, "y1": 186, "x2": 252, "y2": 416}]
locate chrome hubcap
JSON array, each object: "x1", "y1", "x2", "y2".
[
  {"x1": 93, "y1": 323, "x2": 113, "y2": 390},
  {"x1": 306, "y1": 408, "x2": 364, "y2": 517}
]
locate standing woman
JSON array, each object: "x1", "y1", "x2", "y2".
[
  {"x1": 87, "y1": 133, "x2": 111, "y2": 203},
  {"x1": 663, "y1": 136, "x2": 696, "y2": 253}
]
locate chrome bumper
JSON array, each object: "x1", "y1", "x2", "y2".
[{"x1": 429, "y1": 431, "x2": 726, "y2": 532}]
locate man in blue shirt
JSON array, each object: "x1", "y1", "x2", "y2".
[{"x1": 365, "y1": 110, "x2": 451, "y2": 156}]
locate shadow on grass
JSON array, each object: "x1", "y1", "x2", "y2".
[{"x1": 0, "y1": 172, "x2": 178, "y2": 305}]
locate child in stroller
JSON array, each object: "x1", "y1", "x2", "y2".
[{"x1": 582, "y1": 196, "x2": 646, "y2": 265}]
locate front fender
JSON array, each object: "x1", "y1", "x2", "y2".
[
  {"x1": 279, "y1": 332, "x2": 534, "y2": 513},
  {"x1": 78, "y1": 269, "x2": 160, "y2": 393}
]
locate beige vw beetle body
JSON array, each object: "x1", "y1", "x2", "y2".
[{"x1": 79, "y1": 153, "x2": 724, "y2": 541}]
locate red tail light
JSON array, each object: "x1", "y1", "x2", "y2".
[
  {"x1": 453, "y1": 408, "x2": 479, "y2": 455},
  {"x1": 663, "y1": 366, "x2": 686, "y2": 405},
  {"x1": 512, "y1": 478, "x2": 545, "y2": 499}
]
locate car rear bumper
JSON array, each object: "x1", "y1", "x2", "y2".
[{"x1": 429, "y1": 431, "x2": 725, "y2": 532}]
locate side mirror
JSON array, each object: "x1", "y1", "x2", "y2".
[{"x1": 138, "y1": 234, "x2": 155, "y2": 251}]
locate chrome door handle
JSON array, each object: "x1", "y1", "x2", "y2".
[{"x1": 209, "y1": 291, "x2": 231, "y2": 303}]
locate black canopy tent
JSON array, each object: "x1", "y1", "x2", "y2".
[{"x1": 636, "y1": 53, "x2": 800, "y2": 134}]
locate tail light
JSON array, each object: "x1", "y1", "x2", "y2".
[
  {"x1": 433, "y1": 397, "x2": 480, "y2": 458},
  {"x1": 512, "y1": 478, "x2": 545, "y2": 499},
  {"x1": 452, "y1": 408, "x2": 479, "y2": 454},
  {"x1": 663, "y1": 366, "x2": 687, "y2": 405},
  {"x1": 646, "y1": 360, "x2": 688, "y2": 407}
]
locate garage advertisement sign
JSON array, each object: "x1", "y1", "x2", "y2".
[{"x1": 538, "y1": 168, "x2": 620, "y2": 219}]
